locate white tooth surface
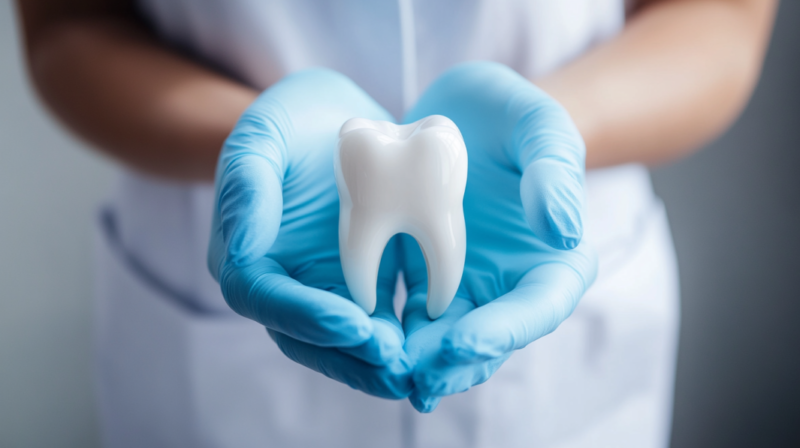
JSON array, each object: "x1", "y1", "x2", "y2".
[{"x1": 335, "y1": 115, "x2": 468, "y2": 319}]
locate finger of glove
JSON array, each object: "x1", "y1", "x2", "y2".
[
  {"x1": 336, "y1": 235, "x2": 406, "y2": 365},
  {"x1": 269, "y1": 329, "x2": 414, "y2": 400},
  {"x1": 441, "y1": 247, "x2": 598, "y2": 364},
  {"x1": 337, "y1": 295, "x2": 407, "y2": 366},
  {"x1": 220, "y1": 257, "x2": 374, "y2": 348},
  {"x1": 413, "y1": 353, "x2": 510, "y2": 398},
  {"x1": 207, "y1": 112, "x2": 286, "y2": 277},
  {"x1": 338, "y1": 316, "x2": 406, "y2": 367},
  {"x1": 215, "y1": 149, "x2": 285, "y2": 268},
  {"x1": 409, "y1": 390, "x2": 442, "y2": 413},
  {"x1": 403, "y1": 295, "x2": 484, "y2": 398},
  {"x1": 510, "y1": 88, "x2": 586, "y2": 250},
  {"x1": 212, "y1": 82, "x2": 292, "y2": 267}
]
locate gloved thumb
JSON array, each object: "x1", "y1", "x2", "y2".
[
  {"x1": 207, "y1": 95, "x2": 290, "y2": 278},
  {"x1": 510, "y1": 87, "x2": 586, "y2": 250},
  {"x1": 520, "y1": 158, "x2": 583, "y2": 250}
]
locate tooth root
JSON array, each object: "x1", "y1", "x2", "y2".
[
  {"x1": 409, "y1": 213, "x2": 467, "y2": 319},
  {"x1": 339, "y1": 212, "x2": 393, "y2": 315}
]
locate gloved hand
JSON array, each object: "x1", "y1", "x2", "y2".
[
  {"x1": 401, "y1": 62, "x2": 598, "y2": 412},
  {"x1": 208, "y1": 69, "x2": 412, "y2": 399}
]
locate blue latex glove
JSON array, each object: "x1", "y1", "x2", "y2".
[
  {"x1": 401, "y1": 62, "x2": 599, "y2": 412},
  {"x1": 208, "y1": 69, "x2": 412, "y2": 399}
]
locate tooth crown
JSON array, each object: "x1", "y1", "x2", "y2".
[{"x1": 335, "y1": 115, "x2": 468, "y2": 319}]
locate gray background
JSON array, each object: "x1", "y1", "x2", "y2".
[
  {"x1": 654, "y1": 2, "x2": 800, "y2": 447},
  {"x1": 0, "y1": 1, "x2": 111, "y2": 447},
  {"x1": 0, "y1": 1, "x2": 797, "y2": 447}
]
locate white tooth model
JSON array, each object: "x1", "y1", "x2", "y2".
[{"x1": 335, "y1": 115, "x2": 468, "y2": 319}]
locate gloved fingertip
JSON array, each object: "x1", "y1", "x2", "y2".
[
  {"x1": 386, "y1": 359, "x2": 416, "y2": 399},
  {"x1": 543, "y1": 232, "x2": 581, "y2": 251},
  {"x1": 542, "y1": 196, "x2": 583, "y2": 249},
  {"x1": 365, "y1": 358, "x2": 414, "y2": 400},
  {"x1": 520, "y1": 161, "x2": 584, "y2": 250},
  {"x1": 342, "y1": 331, "x2": 405, "y2": 367},
  {"x1": 413, "y1": 368, "x2": 465, "y2": 398},
  {"x1": 391, "y1": 353, "x2": 415, "y2": 375},
  {"x1": 307, "y1": 311, "x2": 374, "y2": 348},
  {"x1": 524, "y1": 200, "x2": 584, "y2": 251},
  {"x1": 561, "y1": 236, "x2": 580, "y2": 250},
  {"x1": 409, "y1": 392, "x2": 441, "y2": 413}
]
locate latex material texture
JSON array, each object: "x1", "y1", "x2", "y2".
[
  {"x1": 207, "y1": 68, "x2": 412, "y2": 399},
  {"x1": 335, "y1": 116, "x2": 467, "y2": 319},
  {"x1": 400, "y1": 62, "x2": 599, "y2": 412}
]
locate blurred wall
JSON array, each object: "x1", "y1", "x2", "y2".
[
  {"x1": 0, "y1": 2, "x2": 111, "y2": 447},
  {"x1": 655, "y1": 2, "x2": 800, "y2": 447},
  {"x1": 0, "y1": 1, "x2": 798, "y2": 448}
]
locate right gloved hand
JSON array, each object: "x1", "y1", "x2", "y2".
[
  {"x1": 399, "y1": 62, "x2": 598, "y2": 412},
  {"x1": 207, "y1": 69, "x2": 412, "y2": 399}
]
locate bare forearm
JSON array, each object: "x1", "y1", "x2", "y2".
[
  {"x1": 19, "y1": 3, "x2": 257, "y2": 181},
  {"x1": 538, "y1": 0, "x2": 777, "y2": 169}
]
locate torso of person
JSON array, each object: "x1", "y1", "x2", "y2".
[{"x1": 94, "y1": 1, "x2": 681, "y2": 447}]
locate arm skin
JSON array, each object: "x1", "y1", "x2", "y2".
[
  {"x1": 537, "y1": 0, "x2": 778, "y2": 169},
  {"x1": 17, "y1": 0, "x2": 777, "y2": 180},
  {"x1": 16, "y1": 0, "x2": 257, "y2": 181}
]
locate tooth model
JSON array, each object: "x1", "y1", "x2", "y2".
[{"x1": 335, "y1": 115, "x2": 468, "y2": 319}]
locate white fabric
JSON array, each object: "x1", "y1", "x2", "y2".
[{"x1": 95, "y1": 1, "x2": 680, "y2": 447}]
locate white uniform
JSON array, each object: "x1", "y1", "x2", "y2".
[{"x1": 94, "y1": 1, "x2": 680, "y2": 447}]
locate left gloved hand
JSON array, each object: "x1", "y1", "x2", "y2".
[
  {"x1": 400, "y1": 62, "x2": 599, "y2": 412},
  {"x1": 208, "y1": 69, "x2": 412, "y2": 399}
]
